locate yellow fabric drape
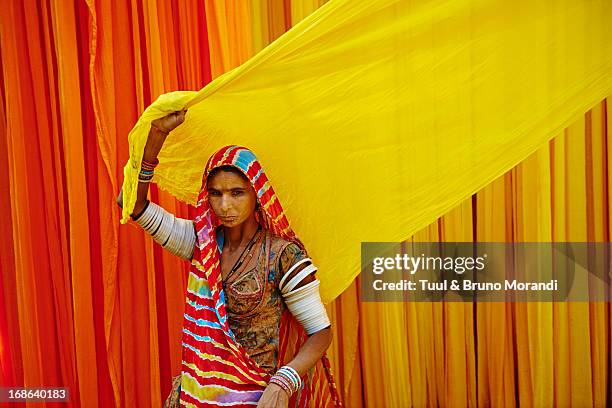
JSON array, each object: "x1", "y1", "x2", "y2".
[{"x1": 122, "y1": 0, "x2": 612, "y2": 303}]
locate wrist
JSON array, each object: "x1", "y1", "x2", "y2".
[
  {"x1": 131, "y1": 200, "x2": 150, "y2": 220},
  {"x1": 150, "y1": 122, "x2": 170, "y2": 135},
  {"x1": 269, "y1": 365, "x2": 301, "y2": 397},
  {"x1": 268, "y1": 383, "x2": 291, "y2": 397},
  {"x1": 267, "y1": 382, "x2": 290, "y2": 398},
  {"x1": 141, "y1": 155, "x2": 159, "y2": 165}
]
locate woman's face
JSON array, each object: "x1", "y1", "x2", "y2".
[{"x1": 207, "y1": 169, "x2": 258, "y2": 228}]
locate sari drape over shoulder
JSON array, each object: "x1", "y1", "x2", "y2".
[{"x1": 179, "y1": 145, "x2": 340, "y2": 407}]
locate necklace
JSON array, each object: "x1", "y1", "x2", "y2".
[{"x1": 223, "y1": 226, "x2": 262, "y2": 285}]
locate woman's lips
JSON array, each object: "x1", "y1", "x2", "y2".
[{"x1": 221, "y1": 216, "x2": 237, "y2": 221}]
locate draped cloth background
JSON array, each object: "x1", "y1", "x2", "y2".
[
  {"x1": 1, "y1": 0, "x2": 612, "y2": 407},
  {"x1": 120, "y1": 0, "x2": 612, "y2": 303}
]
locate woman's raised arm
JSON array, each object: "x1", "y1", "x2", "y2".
[
  {"x1": 117, "y1": 109, "x2": 196, "y2": 261},
  {"x1": 117, "y1": 109, "x2": 187, "y2": 216}
]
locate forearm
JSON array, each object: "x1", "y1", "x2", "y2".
[
  {"x1": 285, "y1": 327, "x2": 332, "y2": 376},
  {"x1": 132, "y1": 126, "x2": 168, "y2": 216},
  {"x1": 132, "y1": 201, "x2": 197, "y2": 260},
  {"x1": 261, "y1": 328, "x2": 332, "y2": 405}
]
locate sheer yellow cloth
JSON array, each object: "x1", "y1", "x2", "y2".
[{"x1": 121, "y1": 0, "x2": 612, "y2": 303}]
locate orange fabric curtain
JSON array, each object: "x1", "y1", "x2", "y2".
[{"x1": 1, "y1": 1, "x2": 610, "y2": 407}]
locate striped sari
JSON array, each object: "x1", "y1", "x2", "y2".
[{"x1": 178, "y1": 145, "x2": 341, "y2": 407}]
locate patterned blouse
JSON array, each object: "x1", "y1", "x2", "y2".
[
  {"x1": 224, "y1": 229, "x2": 307, "y2": 374},
  {"x1": 164, "y1": 229, "x2": 309, "y2": 408}
]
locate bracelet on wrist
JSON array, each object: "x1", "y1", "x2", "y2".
[
  {"x1": 269, "y1": 377, "x2": 292, "y2": 395},
  {"x1": 270, "y1": 365, "x2": 302, "y2": 396},
  {"x1": 141, "y1": 158, "x2": 159, "y2": 170},
  {"x1": 138, "y1": 158, "x2": 159, "y2": 183}
]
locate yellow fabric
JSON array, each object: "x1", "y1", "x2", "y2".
[{"x1": 121, "y1": 0, "x2": 612, "y2": 303}]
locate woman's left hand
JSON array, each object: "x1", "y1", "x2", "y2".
[{"x1": 257, "y1": 383, "x2": 289, "y2": 408}]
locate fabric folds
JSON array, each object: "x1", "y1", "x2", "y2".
[{"x1": 121, "y1": 0, "x2": 612, "y2": 303}]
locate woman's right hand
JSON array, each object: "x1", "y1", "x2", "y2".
[
  {"x1": 142, "y1": 108, "x2": 188, "y2": 162},
  {"x1": 151, "y1": 108, "x2": 188, "y2": 134}
]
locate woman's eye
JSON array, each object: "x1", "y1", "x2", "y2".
[
  {"x1": 209, "y1": 191, "x2": 220, "y2": 196},
  {"x1": 232, "y1": 190, "x2": 244, "y2": 196}
]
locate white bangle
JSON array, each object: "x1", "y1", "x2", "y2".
[
  {"x1": 134, "y1": 202, "x2": 196, "y2": 260},
  {"x1": 283, "y1": 278, "x2": 331, "y2": 335}
]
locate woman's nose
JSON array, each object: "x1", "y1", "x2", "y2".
[{"x1": 220, "y1": 195, "x2": 231, "y2": 212}]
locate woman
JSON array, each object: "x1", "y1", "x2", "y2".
[{"x1": 118, "y1": 110, "x2": 341, "y2": 407}]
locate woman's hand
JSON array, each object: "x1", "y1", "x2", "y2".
[
  {"x1": 151, "y1": 108, "x2": 187, "y2": 134},
  {"x1": 257, "y1": 384, "x2": 289, "y2": 408}
]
